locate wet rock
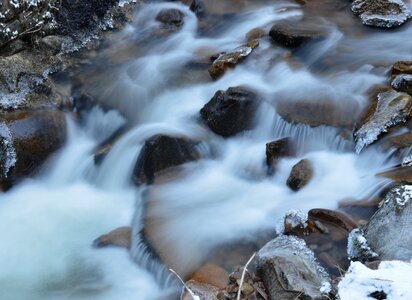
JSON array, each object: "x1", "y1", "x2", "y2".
[
  {"x1": 386, "y1": 132, "x2": 412, "y2": 149},
  {"x1": 286, "y1": 159, "x2": 314, "y2": 191},
  {"x1": 391, "y1": 74, "x2": 412, "y2": 95},
  {"x1": 200, "y1": 86, "x2": 259, "y2": 137},
  {"x1": 355, "y1": 90, "x2": 412, "y2": 153},
  {"x1": 224, "y1": 268, "x2": 268, "y2": 300},
  {"x1": 256, "y1": 235, "x2": 331, "y2": 300},
  {"x1": 284, "y1": 209, "x2": 358, "y2": 277},
  {"x1": 246, "y1": 28, "x2": 266, "y2": 41},
  {"x1": 92, "y1": 226, "x2": 131, "y2": 249},
  {"x1": 0, "y1": 110, "x2": 67, "y2": 189},
  {"x1": 0, "y1": 39, "x2": 27, "y2": 57},
  {"x1": 39, "y1": 35, "x2": 63, "y2": 56},
  {"x1": 392, "y1": 61, "x2": 412, "y2": 77},
  {"x1": 351, "y1": 0, "x2": 411, "y2": 28},
  {"x1": 156, "y1": 8, "x2": 184, "y2": 31},
  {"x1": 276, "y1": 100, "x2": 356, "y2": 129},
  {"x1": 189, "y1": 263, "x2": 229, "y2": 290},
  {"x1": 181, "y1": 280, "x2": 219, "y2": 300},
  {"x1": 364, "y1": 184, "x2": 412, "y2": 261},
  {"x1": 269, "y1": 21, "x2": 323, "y2": 48},
  {"x1": 133, "y1": 134, "x2": 200, "y2": 185},
  {"x1": 190, "y1": 0, "x2": 205, "y2": 17},
  {"x1": 209, "y1": 40, "x2": 259, "y2": 79},
  {"x1": 378, "y1": 165, "x2": 412, "y2": 183},
  {"x1": 266, "y1": 137, "x2": 294, "y2": 172}
]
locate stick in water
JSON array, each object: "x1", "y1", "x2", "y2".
[
  {"x1": 169, "y1": 268, "x2": 201, "y2": 300},
  {"x1": 237, "y1": 252, "x2": 257, "y2": 300}
]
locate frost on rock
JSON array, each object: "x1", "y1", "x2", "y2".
[
  {"x1": 347, "y1": 228, "x2": 379, "y2": 262},
  {"x1": 281, "y1": 209, "x2": 308, "y2": 234},
  {"x1": 0, "y1": 121, "x2": 16, "y2": 180},
  {"x1": 351, "y1": 0, "x2": 412, "y2": 28},
  {"x1": 118, "y1": 0, "x2": 137, "y2": 7},
  {"x1": 338, "y1": 260, "x2": 412, "y2": 300},
  {"x1": 256, "y1": 235, "x2": 332, "y2": 299},
  {"x1": 355, "y1": 90, "x2": 412, "y2": 153},
  {"x1": 401, "y1": 154, "x2": 412, "y2": 166},
  {"x1": 383, "y1": 184, "x2": 412, "y2": 211},
  {"x1": 391, "y1": 73, "x2": 412, "y2": 95}
]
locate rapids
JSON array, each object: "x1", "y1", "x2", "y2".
[{"x1": 1, "y1": 0, "x2": 411, "y2": 299}]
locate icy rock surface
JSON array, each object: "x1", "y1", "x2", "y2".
[
  {"x1": 338, "y1": 260, "x2": 412, "y2": 300},
  {"x1": 355, "y1": 90, "x2": 412, "y2": 153},
  {"x1": 256, "y1": 235, "x2": 331, "y2": 300},
  {"x1": 364, "y1": 185, "x2": 412, "y2": 261},
  {"x1": 351, "y1": 0, "x2": 412, "y2": 28},
  {"x1": 347, "y1": 228, "x2": 378, "y2": 262},
  {"x1": 0, "y1": 121, "x2": 16, "y2": 180}
]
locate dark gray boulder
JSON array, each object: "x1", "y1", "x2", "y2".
[{"x1": 287, "y1": 159, "x2": 314, "y2": 191}]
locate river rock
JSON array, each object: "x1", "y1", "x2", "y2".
[
  {"x1": 386, "y1": 132, "x2": 412, "y2": 150},
  {"x1": 363, "y1": 184, "x2": 412, "y2": 261},
  {"x1": 391, "y1": 74, "x2": 412, "y2": 95},
  {"x1": 190, "y1": 0, "x2": 205, "y2": 16},
  {"x1": 378, "y1": 165, "x2": 412, "y2": 183},
  {"x1": 189, "y1": 263, "x2": 229, "y2": 290},
  {"x1": 392, "y1": 61, "x2": 412, "y2": 76},
  {"x1": 208, "y1": 40, "x2": 259, "y2": 79},
  {"x1": 351, "y1": 0, "x2": 412, "y2": 28},
  {"x1": 269, "y1": 21, "x2": 324, "y2": 48},
  {"x1": 0, "y1": 110, "x2": 67, "y2": 189},
  {"x1": 92, "y1": 226, "x2": 131, "y2": 249},
  {"x1": 286, "y1": 159, "x2": 314, "y2": 191},
  {"x1": 256, "y1": 235, "x2": 332, "y2": 300},
  {"x1": 155, "y1": 8, "x2": 185, "y2": 31},
  {"x1": 266, "y1": 137, "x2": 295, "y2": 172},
  {"x1": 354, "y1": 90, "x2": 412, "y2": 153},
  {"x1": 200, "y1": 86, "x2": 259, "y2": 137},
  {"x1": 133, "y1": 134, "x2": 200, "y2": 185}
]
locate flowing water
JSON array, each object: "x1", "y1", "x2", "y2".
[{"x1": 1, "y1": 0, "x2": 412, "y2": 299}]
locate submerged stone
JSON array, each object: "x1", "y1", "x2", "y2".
[
  {"x1": 354, "y1": 90, "x2": 412, "y2": 153},
  {"x1": 269, "y1": 21, "x2": 324, "y2": 48},
  {"x1": 351, "y1": 0, "x2": 411, "y2": 28}
]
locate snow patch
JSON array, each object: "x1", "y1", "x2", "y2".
[{"x1": 338, "y1": 260, "x2": 412, "y2": 300}]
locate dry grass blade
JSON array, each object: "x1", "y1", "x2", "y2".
[
  {"x1": 169, "y1": 268, "x2": 201, "y2": 300},
  {"x1": 237, "y1": 252, "x2": 256, "y2": 300}
]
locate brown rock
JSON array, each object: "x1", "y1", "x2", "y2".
[
  {"x1": 132, "y1": 134, "x2": 200, "y2": 185},
  {"x1": 269, "y1": 21, "x2": 324, "y2": 48},
  {"x1": 246, "y1": 28, "x2": 266, "y2": 41},
  {"x1": 386, "y1": 132, "x2": 412, "y2": 149},
  {"x1": 189, "y1": 263, "x2": 229, "y2": 289},
  {"x1": 156, "y1": 8, "x2": 185, "y2": 31},
  {"x1": 209, "y1": 40, "x2": 259, "y2": 79},
  {"x1": 266, "y1": 137, "x2": 294, "y2": 172},
  {"x1": 92, "y1": 226, "x2": 131, "y2": 249},
  {"x1": 286, "y1": 159, "x2": 314, "y2": 191},
  {"x1": 377, "y1": 165, "x2": 412, "y2": 183},
  {"x1": 392, "y1": 61, "x2": 412, "y2": 77}
]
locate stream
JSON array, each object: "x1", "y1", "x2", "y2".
[{"x1": 1, "y1": 0, "x2": 412, "y2": 299}]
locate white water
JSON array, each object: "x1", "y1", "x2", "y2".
[{"x1": 1, "y1": 1, "x2": 410, "y2": 299}]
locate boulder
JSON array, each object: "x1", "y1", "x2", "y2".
[
  {"x1": 269, "y1": 21, "x2": 324, "y2": 48},
  {"x1": 351, "y1": 0, "x2": 411, "y2": 28},
  {"x1": 266, "y1": 137, "x2": 294, "y2": 172},
  {"x1": 286, "y1": 159, "x2": 314, "y2": 191},
  {"x1": 391, "y1": 74, "x2": 412, "y2": 95},
  {"x1": 256, "y1": 235, "x2": 331, "y2": 300},
  {"x1": 92, "y1": 226, "x2": 131, "y2": 249},
  {"x1": 200, "y1": 86, "x2": 259, "y2": 137},
  {"x1": 208, "y1": 40, "x2": 259, "y2": 79},
  {"x1": 364, "y1": 184, "x2": 412, "y2": 261},
  {"x1": 378, "y1": 165, "x2": 412, "y2": 183},
  {"x1": 354, "y1": 90, "x2": 412, "y2": 153},
  {"x1": 155, "y1": 8, "x2": 185, "y2": 31},
  {"x1": 133, "y1": 134, "x2": 200, "y2": 185},
  {"x1": 0, "y1": 110, "x2": 67, "y2": 189}
]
